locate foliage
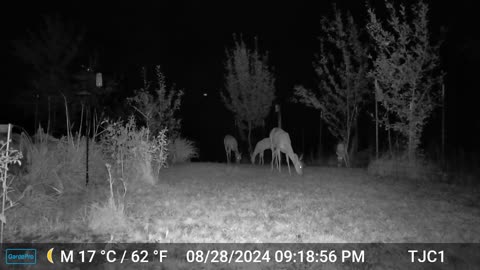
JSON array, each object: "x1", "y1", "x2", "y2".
[
  {"x1": 222, "y1": 36, "x2": 276, "y2": 153},
  {"x1": 100, "y1": 116, "x2": 168, "y2": 185},
  {"x1": 127, "y1": 66, "x2": 184, "y2": 138},
  {"x1": 1, "y1": 139, "x2": 24, "y2": 241},
  {"x1": 12, "y1": 15, "x2": 84, "y2": 99},
  {"x1": 366, "y1": 0, "x2": 443, "y2": 160},
  {"x1": 87, "y1": 164, "x2": 128, "y2": 239},
  {"x1": 294, "y1": 7, "x2": 369, "y2": 167},
  {"x1": 22, "y1": 127, "x2": 106, "y2": 193},
  {"x1": 168, "y1": 137, "x2": 199, "y2": 164},
  {"x1": 368, "y1": 152, "x2": 444, "y2": 181},
  {"x1": 0, "y1": 141, "x2": 23, "y2": 173},
  {"x1": 71, "y1": 61, "x2": 122, "y2": 121}
]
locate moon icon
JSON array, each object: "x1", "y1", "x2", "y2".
[{"x1": 47, "y1": 248, "x2": 54, "y2": 264}]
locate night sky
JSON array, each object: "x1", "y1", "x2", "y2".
[{"x1": 1, "y1": 1, "x2": 479, "y2": 161}]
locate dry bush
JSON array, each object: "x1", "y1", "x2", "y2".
[{"x1": 168, "y1": 137, "x2": 198, "y2": 164}]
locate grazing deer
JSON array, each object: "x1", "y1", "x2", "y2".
[
  {"x1": 269, "y1": 128, "x2": 303, "y2": 175},
  {"x1": 251, "y1": 137, "x2": 272, "y2": 165},
  {"x1": 224, "y1": 135, "x2": 242, "y2": 164},
  {"x1": 336, "y1": 142, "x2": 349, "y2": 167}
]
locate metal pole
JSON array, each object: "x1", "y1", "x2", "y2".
[
  {"x1": 441, "y1": 84, "x2": 445, "y2": 166},
  {"x1": 375, "y1": 80, "x2": 379, "y2": 160},
  {"x1": 85, "y1": 103, "x2": 89, "y2": 186}
]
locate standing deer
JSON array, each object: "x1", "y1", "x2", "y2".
[
  {"x1": 251, "y1": 137, "x2": 272, "y2": 165},
  {"x1": 224, "y1": 135, "x2": 242, "y2": 164},
  {"x1": 270, "y1": 128, "x2": 303, "y2": 175}
]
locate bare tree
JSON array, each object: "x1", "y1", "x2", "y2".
[
  {"x1": 222, "y1": 36, "x2": 276, "y2": 153},
  {"x1": 294, "y1": 7, "x2": 369, "y2": 167},
  {"x1": 367, "y1": 0, "x2": 443, "y2": 160},
  {"x1": 127, "y1": 66, "x2": 184, "y2": 138}
]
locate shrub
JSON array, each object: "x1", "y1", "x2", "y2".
[
  {"x1": 367, "y1": 153, "x2": 444, "y2": 181},
  {"x1": 87, "y1": 164, "x2": 129, "y2": 238},
  {"x1": 168, "y1": 137, "x2": 198, "y2": 164},
  {"x1": 100, "y1": 116, "x2": 168, "y2": 185},
  {"x1": 1, "y1": 138, "x2": 23, "y2": 242}
]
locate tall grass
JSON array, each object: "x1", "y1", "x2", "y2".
[{"x1": 22, "y1": 127, "x2": 106, "y2": 193}]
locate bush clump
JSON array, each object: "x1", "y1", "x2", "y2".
[
  {"x1": 368, "y1": 153, "x2": 444, "y2": 181},
  {"x1": 168, "y1": 137, "x2": 198, "y2": 164}
]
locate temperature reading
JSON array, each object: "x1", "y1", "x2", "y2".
[
  {"x1": 131, "y1": 250, "x2": 149, "y2": 263},
  {"x1": 78, "y1": 250, "x2": 96, "y2": 263},
  {"x1": 154, "y1": 250, "x2": 168, "y2": 262}
]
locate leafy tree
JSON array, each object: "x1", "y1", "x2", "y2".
[
  {"x1": 127, "y1": 66, "x2": 184, "y2": 138},
  {"x1": 366, "y1": 0, "x2": 443, "y2": 160},
  {"x1": 12, "y1": 15, "x2": 84, "y2": 133},
  {"x1": 222, "y1": 36, "x2": 275, "y2": 153},
  {"x1": 294, "y1": 7, "x2": 369, "y2": 167},
  {"x1": 12, "y1": 15, "x2": 84, "y2": 99}
]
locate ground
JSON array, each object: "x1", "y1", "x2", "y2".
[{"x1": 5, "y1": 162, "x2": 480, "y2": 243}]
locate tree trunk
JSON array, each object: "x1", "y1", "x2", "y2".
[
  {"x1": 52, "y1": 99, "x2": 56, "y2": 135},
  {"x1": 388, "y1": 127, "x2": 393, "y2": 157},
  {"x1": 34, "y1": 97, "x2": 39, "y2": 131},
  {"x1": 235, "y1": 119, "x2": 246, "y2": 142},
  {"x1": 302, "y1": 127, "x2": 305, "y2": 157},
  {"x1": 408, "y1": 123, "x2": 416, "y2": 161},
  {"x1": 318, "y1": 112, "x2": 323, "y2": 159},
  {"x1": 407, "y1": 100, "x2": 416, "y2": 161},
  {"x1": 247, "y1": 121, "x2": 252, "y2": 155},
  {"x1": 349, "y1": 118, "x2": 359, "y2": 164},
  {"x1": 47, "y1": 96, "x2": 51, "y2": 134},
  {"x1": 276, "y1": 104, "x2": 282, "y2": 128}
]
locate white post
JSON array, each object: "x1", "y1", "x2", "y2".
[{"x1": 1, "y1": 123, "x2": 12, "y2": 244}]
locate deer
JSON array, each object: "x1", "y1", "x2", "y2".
[
  {"x1": 269, "y1": 127, "x2": 303, "y2": 175},
  {"x1": 250, "y1": 137, "x2": 272, "y2": 165},
  {"x1": 224, "y1": 135, "x2": 242, "y2": 164}
]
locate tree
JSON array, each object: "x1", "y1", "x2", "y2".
[
  {"x1": 366, "y1": 0, "x2": 443, "y2": 160},
  {"x1": 127, "y1": 66, "x2": 184, "y2": 138},
  {"x1": 294, "y1": 7, "x2": 369, "y2": 167},
  {"x1": 222, "y1": 36, "x2": 276, "y2": 153},
  {"x1": 12, "y1": 15, "x2": 84, "y2": 98},
  {"x1": 12, "y1": 15, "x2": 84, "y2": 133}
]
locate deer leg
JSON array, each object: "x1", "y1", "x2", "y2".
[
  {"x1": 271, "y1": 147, "x2": 275, "y2": 171},
  {"x1": 286, "y1": 154, "x2": 291, "y2": 175},
  {"x1": 277, "y1": 150, "x2": 281, "y2": 172}
]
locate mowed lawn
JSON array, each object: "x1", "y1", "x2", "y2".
[
  {"x1": 124, "y1": 162, "x2": 480, "y2": 243},
  {"x1": 7, "y1": 162, "x2": 480, "y2": 243}
]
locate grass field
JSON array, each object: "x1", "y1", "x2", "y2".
[{"x1": 6, "y1": 162, "x2": 480, "y2": 243}]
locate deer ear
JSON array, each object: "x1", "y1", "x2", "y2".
[{"x1": 299, "y1": 154, "x2": 303, "y2": 161}]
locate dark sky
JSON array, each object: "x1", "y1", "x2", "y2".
[{"x1": 2, "y1": 1, "x2": 480, "y2": 160}]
